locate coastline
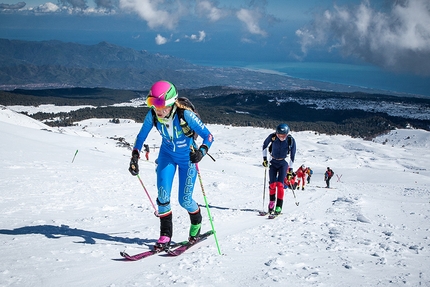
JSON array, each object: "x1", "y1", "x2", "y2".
[{"x1": 191, "y1": 60, "x2": 430, "y2": 98}]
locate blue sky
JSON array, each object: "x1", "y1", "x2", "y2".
[{"x1": 1, "y1": 0, "x2": 430, "y2": 95}]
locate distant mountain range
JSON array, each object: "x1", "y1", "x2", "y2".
[{"x1": 0, "y1": 38, "x2": 401, "y2": 95}]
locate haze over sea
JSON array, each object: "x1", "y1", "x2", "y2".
[{"x1": 193, "y1": 60, "x2": 430, "y2": 98}]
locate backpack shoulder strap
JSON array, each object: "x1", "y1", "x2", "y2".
[
  {"x1": 176, "y1": 106, "x2": 185, "y2": 122},
  {"x1": 268, "y1": 133, "x2": 276, "y2": 153},
  {"x1": 151, "y1": 109, "x2": 157, "y2": 127},
  {"x1": 271, "y1": 133, "x2": 276, "y2": 142},
  {"x1": 175, "y1": 104, "x2": 198, "y2": 139}
]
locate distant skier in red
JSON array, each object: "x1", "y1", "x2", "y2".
[
  {"x1": 325, "y1": 167, "x2": 334, "y2": 188},
  {"x1": 295, "y1": 164, "x2": 308, "y2": 190},
  {"x1": 284, "y1": 168, "x2": 297, "y2": 190},
  {"x1": 143, "y1": 144, "x2": 150, "y2": 161}
]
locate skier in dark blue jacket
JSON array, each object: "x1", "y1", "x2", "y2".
[
  {"x1": 262, "y1": 123, "x2": 296, "y2": 215},
  {"x1": 129, "y1": 80, "x2": 214, "y2": 250}
]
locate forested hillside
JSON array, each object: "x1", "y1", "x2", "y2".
[{"x1": 2, "y1": 87, "x2": 429, "y2": 139}]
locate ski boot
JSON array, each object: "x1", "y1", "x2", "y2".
[
  {"x1": 188, "y1": 208, "x2": 202, "y2": 244},
  {"x1": 268, "y1": 201, "x2": 275, "y2": 215},
  {"x1": 154, "y1": 212, "x2": 173, "y2": 251},
  {"x1": 188, "y1": 223, "x2": 201, "y2": 244},
  {"x1": 274, "y1": 206, "x2": 282, "y2": 215},
  {"x1": 154, "y1": 235, "x2": 171, "y2": 251}
]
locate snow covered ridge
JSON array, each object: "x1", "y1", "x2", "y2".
[
  {"x1": 0, "y1": 105, "x2": 54, "y2": 130},
  {"x1": 1, "y1": 105, "x2": 430, "y2": 286},
  {"x1": 7, "y1": 104, "x2": 96, "y2": 115},
  {"x1": 373, "y1": 129, "x2": 430, "y2": 149},
  {"x1": 8, "y1": 97, "x2": 429, "y2": 121}
]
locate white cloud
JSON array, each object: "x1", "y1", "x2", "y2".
[
  {"x1": 155, "y1": 34, "x2": 168, "y2": 45},
  {"x1": 22, "y1": 1, "x2": 116, "y2": 14},
  {"x1": 296, "y1": 0, "x2": 430, "y2": 76},
  {"x1": 185, "y1": 30, "x2": 206, "y2": 42},
  {"x1": 119, "y1": 0, "x2": 178, "y2": 30},
  {"x1": 34, "y1": 2, "x2": 60, "y2": 13},
  {"x1": 236, "y1": 8, "x2": 267, "y2": 37},
  {"x1": 240, "y1": 37, "x2": 254, "y2": 44},
  {"x1": 196, "y1": 0, "x2": 228, "y2": 22}
]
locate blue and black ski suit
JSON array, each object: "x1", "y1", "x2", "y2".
[{"x1": 262, "y1": 133, "x2": 296, "y2": 210}]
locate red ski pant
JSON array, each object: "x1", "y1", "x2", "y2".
[
  {"x1": 297, "y1": 176, "x2": 306, "y2": 188},
  {"x1": 269, "y1": 182, "x2": 284, "y2": 201}
]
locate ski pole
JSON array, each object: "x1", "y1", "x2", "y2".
[
  {"x1": 261, "y1": 166, "x2": 267, "y2": 214},
  {"x1": 291, "y1": 188, "x2": 299, "y2": 206},
  {"x1": 206, "y1": 152, "x2": 216, "y2": 162},
  {"x1": 194, "y1": 162, "x2": 221, "y2": 255},
  {"x1": 136, "y1": 174, "x2": 159, "y2": 217},
  {"x1": 71, "y1": 149, "x2": 78, "y2": 163}
]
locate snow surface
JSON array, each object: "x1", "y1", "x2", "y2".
[
  {"x1": 1, "y1": 105, "x2": 429, "y2": 287},
  {"x1": 7, "y1": 104, "x2": 96, "y2": 115}
]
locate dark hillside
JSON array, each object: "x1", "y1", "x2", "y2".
[
  {"x1": 0, "y1": 88, "x2": 140, "y2": 106},
  {"x1": 187, "y1": 94, "x2": 428, "y2": 139},
  {"x1": 1, "y1": 87, "x2": 429, "y2": 139}
]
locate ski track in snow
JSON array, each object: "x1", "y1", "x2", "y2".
[{"x1": 0, "y1": 106, "x2": 429, "y2": 286}]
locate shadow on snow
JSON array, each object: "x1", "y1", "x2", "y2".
[
  {"x1": 0, "y1": 224, "x2": 153, "y2": 246},
  {"x1": 199, "y1": 203, "x2": 259, "y2": 213}
]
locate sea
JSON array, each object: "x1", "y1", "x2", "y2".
[
  {"x1": 191, "y1": 60, "x2": 430, "y2": 98},
  {"x1": 1, "y1": 13, "x2": 428, "y2": 98}
]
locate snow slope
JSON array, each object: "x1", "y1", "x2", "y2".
[{"x1": 1, "y1": 106, "x2": 429, "y2": 287}]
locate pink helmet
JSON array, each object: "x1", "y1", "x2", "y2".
[{"x1": 146, "y1": 80, "x2": 178, "y2": 109}]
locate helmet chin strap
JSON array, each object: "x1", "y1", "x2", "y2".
[{"x1": 157, "y1": 105, "x2": 177, "y2": 124}]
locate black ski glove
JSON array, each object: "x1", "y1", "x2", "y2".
[
  {"x1": 190, "y1": 145, "x2": 208, "y2": 163},
  {"x1": 129, "y1": 149, "x2": 140, "y2": 176},
  {"x1": 262, "y1": 156, "x2": 268, "y2": 167}
]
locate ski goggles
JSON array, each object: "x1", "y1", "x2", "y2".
[{"x1": 146, "y1": 95, "x2": 176, "y2": 109}]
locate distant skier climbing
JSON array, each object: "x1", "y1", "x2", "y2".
[
  {"x1": 306, "y1": 167, "x2": 313, "y2": 184},
  {"x1": 284, "y1": 168, "x2": 297, "y2": 190},
  {"x1": 324, "y1": 167, "x2": 334, "y2": 188},
  {"x1": 295, "y1": 164, "x2": 308, "y2": 190},
  {"x1": 143, "y1": 144, "x2": 150, "y2": 161},
  {"x1": 262, "y1": 123, "x2": 296, "y2": 215}
]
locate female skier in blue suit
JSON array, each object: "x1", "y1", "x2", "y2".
[{"x1": 129, "y1": 80, "x2": 214, "y2": 250}]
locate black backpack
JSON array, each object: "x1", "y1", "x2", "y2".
[{"x1": 151, "y1": 97, "x2": 199, "y2": 139}]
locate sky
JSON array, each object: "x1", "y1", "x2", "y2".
[
  {"x1": 1, "y1": 103, "x2": 430, "y2": 286},
  {"x1": 1, "y1": 0, "x2": 430, "y2": 95}
]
